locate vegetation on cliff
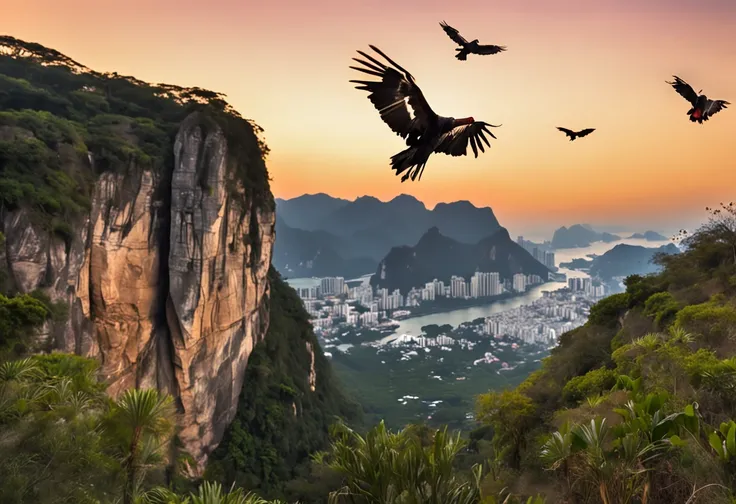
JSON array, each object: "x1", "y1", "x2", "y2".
[
  {"x1": 0, "y1": 35, "x2": 273, "y2": 247},
  {"x1": 207, "y1": 267, "x2": 362, "y2": 502}
]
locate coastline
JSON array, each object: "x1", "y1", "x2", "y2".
[{"x1": 393, "y1": 281, "x2": 559, "y2": 321}]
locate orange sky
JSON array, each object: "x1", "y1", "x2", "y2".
[{"x1": 4, "y1": 0, "x2": 736, "y2": 235}]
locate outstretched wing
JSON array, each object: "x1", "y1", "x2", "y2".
[
  {"x1": 473, "y1": 44, "x2": 507, "y2": 55},
  {"x1": 433, "y1": 122, "x2": 500, "y2": 158},
  {"x1": 557, "y1": 127, "x2": 575, "y2": 138},
  {"x1": 705, "y1": 99, "x2": 729, "y2": 117},
  {"x1": 440, "y1": 21, "x2": 469, "y2": 46},
  {"x1": 667, "y1": 75, "x2": 698, "y2": 106},
  {"x1": 577, "y1": 128, "x2": 595, "y2": 137},
  {"x1": 350, "y1": 45, "x2": 437, "y2": 139}
]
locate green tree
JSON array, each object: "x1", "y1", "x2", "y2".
[
  {"x1": 0, "y1": 293, "x2": 49, "y2": 355},
  {"x1": 475, "y1": 390, "x2": 535, "y2": 470},
  {"x1": 105, "y1": 388, "x2": 177, "y2": 504},
  {"x1": 0, "y1": 355, "x2": 117, "y2": 503}
]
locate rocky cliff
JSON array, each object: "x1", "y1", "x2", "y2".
[{"x1": 0, "y1": 37, "x2": 277, "y2": 473}]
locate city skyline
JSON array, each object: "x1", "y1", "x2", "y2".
[{"x1": 5, "y1": 0, "x2": 735, "y2": 234}]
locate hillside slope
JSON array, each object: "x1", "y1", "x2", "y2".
[
  {"x1": 588, "y1": 242, "x2": 680, "y2": 280},
  {"x1": 473, "y1": 205, "x2": 736, "y2": 503}
]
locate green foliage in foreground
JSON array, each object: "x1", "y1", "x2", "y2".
[
  {"x1": 0, "y1": 355, "x2": 177, "y2": 504},
  {"x1": 319, "y1": 420, "x2": 485, "y2": 504},
  {"x1": 474, "y1": 203, "x2": 736, "y2": 503},
  {"x1": 138, "y1": 481, "x2": 288, "y2": 504}
]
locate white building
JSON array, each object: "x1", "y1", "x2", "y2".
[{"x1": 513, "y1": 273, "x2": 527, "y2": 293}]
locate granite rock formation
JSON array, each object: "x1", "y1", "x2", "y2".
[{"x1": 0, "y1": 111, "x2": 275, "y2": 473}]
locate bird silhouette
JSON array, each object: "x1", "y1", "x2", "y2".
[
  {"x1": 557, "y1": 127, "x2": 596, "y2": 141},
  {"x1": 439, "y1": 21, "x2": 507, "y2": 61},
  {"x1": 349, "y1": 45, "x2": 501, "y2": 182},
  {"x1": 666, "y1": 76, "x2": 729, "y2": 124}
]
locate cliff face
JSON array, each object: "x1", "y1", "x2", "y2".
[{"x1": 1, "y1": 111, "x2": 275, "y2": 473}]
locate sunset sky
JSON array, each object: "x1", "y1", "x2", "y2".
[{"x1": 5, "y1": 0, "x2": 736, "y2": 237}]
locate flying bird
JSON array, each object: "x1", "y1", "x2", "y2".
[
  {"x1": 349, "y1": 45, "x2": 501, "y2": 183},
  {"x1": 439, "y1": 21, "x2": 506, "y2": 61},
  {"x1": 557, "y1": 127, "x2": 596, "y2": 141},
  {"x1": 666, "y1": 75, "x2": 729, "y2": 124}
]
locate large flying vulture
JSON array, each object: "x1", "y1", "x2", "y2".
[{"x1": 349, "y1": 45, "x2": 500, "y2": 182}]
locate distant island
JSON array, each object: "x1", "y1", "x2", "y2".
[
  {"x1": 627, "y1": 230, "x2": 669, "y2": 241},
  {"x1": 551, "y1": 224, "x2": 621, "y2": 249},
  {"x1": 563, "y1": 243, "x2": 680, "y2": 281},
  {"x1": 370, "y1": 226, "x2": 550, "y2": 294},
  {"x1": 559, "y1": 258, "x2": 594, "y2": 270}
]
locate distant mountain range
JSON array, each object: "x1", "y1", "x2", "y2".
[
  {"x1": 551, "y1": 224, "x2": 621, "y2": 249},
  {"x1": 627, "y1": 231, "x2": 669, "y2": 241},
  {"x1": 273, "y1": 218, "x2": 376, "y2": 278},
  {"x1": 274, "y1": 194, "x2": 504, "y2": 277},
  {"x1": 587, "y1": 243, "x2": 680, "y2": 281},
  {"x1": 273, "y1": 193, "x2": 351, "y2": 231},
  {"x1": 370, "y1": 227, "x2": 551, "y2": 294}
]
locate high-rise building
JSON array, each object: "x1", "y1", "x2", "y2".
[
  {"x1": 429, "y1": 279, "x2": 445, "y2": 297},
  {"x1": 390, "y1": 289, "x2": 403, "y2": 310},
  {"x1": 527, "y1": 274, "x2": 543, "y2": 285},
  {"x1": 377, "y1": 288, "x2": 389, "y2": 310},
  {"x1": 450, "y1": 276, "x2": 467, "y2": 298},
  {"x1": 421, "y1": 286, "x2": 435, "y2": 301},
  {"x1": 297, "y1": 286, "x2": 318, "y2": 299},
  {"x1": 468, "y1": 271, "x2": 502, "y2": 297},
  {"x1": 320, "y1": 277, "x2": 345, "y2": 296},
  {"x1": 470, "y1": 274, "x2": 480, "y2": 298},
  {"x1": 512, "y1": 273, "x2": 527, "y2": 292},
  {"x1": 489, "y1": 272, "x2": 502, "y2": 295},
  {"x1": 532, "y1": 247, "x2": 545, "y2": 264},
  {"x1": 568, "y1": 277, "x2": 592, "y2": 293},
  {"x1": 544, "y1": 251, "x2": 556, "y2": 269}
]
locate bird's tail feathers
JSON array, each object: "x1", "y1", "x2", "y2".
[
  {"x1": 391, "y1": 147, "x2": 427, "y2": 182},
  {"x1": 391, "y1": 147, "x2": 416, "y2": 176},
  {"x1": 455, "y1": 50, "x2": 469, "y2": 61}
]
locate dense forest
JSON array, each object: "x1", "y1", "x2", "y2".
[{"x1": 3, "y1": 35, "x2": 736, "y2": 503}]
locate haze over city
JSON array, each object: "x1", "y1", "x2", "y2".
[{"x1": 5, "y1": 0, "x2": 736, "y2": 235}]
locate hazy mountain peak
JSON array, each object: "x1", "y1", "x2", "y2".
[
  {"x1": 389, "y1": 194, "x2": 427, "y2": 209},
  {"x1": 354, "y1": 195, "x2": 382, "y2": 203}
]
